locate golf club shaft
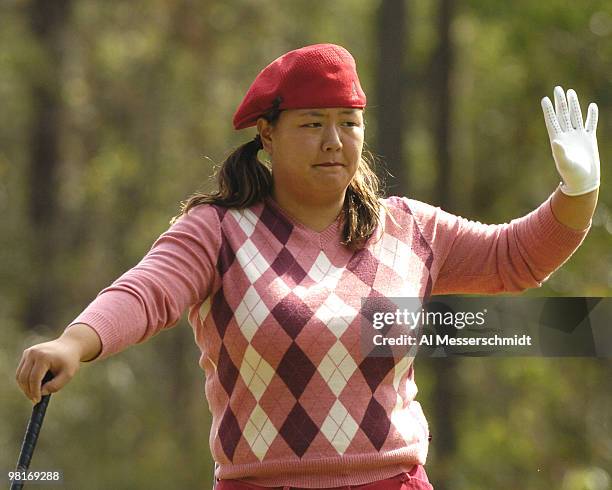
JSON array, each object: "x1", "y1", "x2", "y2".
[{"x1": 10, "y1": 371, "x2": 54, "y2": 490}]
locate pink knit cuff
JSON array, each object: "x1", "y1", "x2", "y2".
[
  {"x1": 538, "y1": 194, "x2": 591, "y2": 243},
  {"x1": 527, "y1": 195, "x2": 590, "y2": 268},
  {"x1": 67, "y1": 311, "x2": 118, "y2": 361}
]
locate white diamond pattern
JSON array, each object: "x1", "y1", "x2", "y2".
[
  {"x1": 243, "y1": 404, "x2": 278, "y2": 461},
  {"x1": 293, "y1": 285, "x2": 309, "y2": 299},
  {"x1": 315, "y1": 293, "x2": 358, "y2": 338},
  {"x1": 317, "y1": 341, "x2": 358, "y2": 397},
  {"x1": 308, "y1": 252, "x2": 344, "y2": 290},
  {"x1": 234, "y1": 286, "x2": 269, "y2": 342},
  {"x1": 235, "y1": 239, "x2": 270, "y2": 284},
  {"x1": 378, "y1": 232, "x2": 412, "y2": 274},
  {"x1": 390, "y1": 356, "x2": 419, "y2": 443},
  {"x1": 391, "y1": 394, "x2": 420, "y2": 444},
  {"x1": 392, "y1": 356, "x2": 412, "y2": 392},
  {"x1": 269, "y1": 276, "x2": 291, "y2": 296},
  {"x1": 320, "y1": 399, "x2": 359, "y2": 455},
  {"x1": 198, "y1": 296, "x2": 212, "y2": 321},
  {"x1": 229, "y1": 208, "x2": 259, "y2": 237},
  {"x1": 240, "y1": 345, "x2": 275, "y2": 401}
]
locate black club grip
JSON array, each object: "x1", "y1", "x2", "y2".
[{"x1": 11, "y1": 370, "x2": 54, "y2": 490}]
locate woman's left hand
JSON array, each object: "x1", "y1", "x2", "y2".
[{"x1": 541, "y1": 86, "x2": 600, "y2": 196}]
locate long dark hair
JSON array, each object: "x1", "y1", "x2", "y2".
[{"x1": 172, "y1": 112, "x2": 386, "y2": 249}]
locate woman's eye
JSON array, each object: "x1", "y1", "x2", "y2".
[{"x1": 300, "y1": 121, "x2": 361, "y2": 128}]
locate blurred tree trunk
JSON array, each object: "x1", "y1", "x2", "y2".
[
  {"x1": 428, "y1": 1, "x2": 458, "y2": 489},
  {"x1": 375, "y1": 0, "x2": 408, "y2": 196},
  {"x1": 430, "y1": 0, "x2": 454, "y2": 210},
  {"x1": 23, "y1": 0, "x2": 73, "y2": 330}
]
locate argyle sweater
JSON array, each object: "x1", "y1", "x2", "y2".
[{"x1": 70, "y1": 194, "x2": 589, "y2": 487}]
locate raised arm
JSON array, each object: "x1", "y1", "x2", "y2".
[
  {"x1": 427, "y1": 193, "x2": 589, "y2": 295},
  {"x1": 429, "y1": 86, "x2": 600, "y2": 295}
]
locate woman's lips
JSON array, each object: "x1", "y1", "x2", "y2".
[{"x1": 315, "y1": 162, "x2": 344, "y2": 167}]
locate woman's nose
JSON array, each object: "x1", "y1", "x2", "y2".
[{"x1": 322, "y1": 125, "x2": 343, "y2": 152}]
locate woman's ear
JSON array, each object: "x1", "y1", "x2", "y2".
[{"x1": 256, "y1": 118, "x2": 273, "y2": 155}]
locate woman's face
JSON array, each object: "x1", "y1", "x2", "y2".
[{"x1": 257, "y1": 107, "x2": 365, "y2": 203}]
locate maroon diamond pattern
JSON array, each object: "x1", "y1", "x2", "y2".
[
  {"x1": 271, "y1": 293, "x2": 312, "y2": 339},
  {"x1": 347, "y1": 248, "x2": 378, "y2": 287},
  {"x1": 271, "y1": 247, "x2": 295, "y2": 275},
  {"x1": 219, "y1": 406, "x2": 242, "y2": 461},
  {"x1": 217, "y1": 235, "x2": 236, "y2": 276},
  {"x1": 360, "y1": 397, "x2": 390, "y2": 451},
  {"x1": 212, "y1": 204, "x2": 228, "y2": 222},
  {"x1": 271, "y1": 248, "x2": 308, "y2": 286},
  {"x1": 412, "y1": 231, "x2": 433, "y2": 263},
  {"x1": 286, "y1": 264, "x2": 308, "y2": 287},
  {"x1": 218, "y1": 344, "x2": 239, "y2": 396},
  {"x1": 260, "y1": 204, "x2": 293, "y2": 245},
  {"x1": 358, "y1": 354, "x2": 394, "y2": 393},
  {"x1": 276, "y1": 342, "x2": 317, "y2": 399},
  {"x1": 360, "y1": 295, "x2": 397, "y2": 328},
  {"x1": 212, "y1": 289, "x2": 233, "y2": 339},
  {"x1": 403, "y1": 198, "x2": 435, "y2": 298},
  {"x1": 279, "y1": 402, "x2": 319, "y2": 457}
]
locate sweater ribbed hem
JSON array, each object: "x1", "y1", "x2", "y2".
[
  {"x1": 216, "y1": 444, "x2": 427, "y2": 488},
  {"x1": 526, "y1": 195, "x2": 590, "y2": 272},
  {"x1": 67, "y1": 310, "x2": 120, "y2": 361},
  {"x1": 538, "y1": 195, "x2": 590, "y2": 243}
]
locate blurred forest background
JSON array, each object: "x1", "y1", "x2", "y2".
[{"x1": 1, "y1": 0, "x2": 611, "y2": 489}]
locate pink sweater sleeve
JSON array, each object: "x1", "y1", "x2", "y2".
[
  {"x1": 67, "y1": 205, "x2": 221, "y2": 360},
  {"x1": 406, "y1": 193, "x2": 590, "y2": 295}
]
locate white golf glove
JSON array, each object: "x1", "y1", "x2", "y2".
[{"x1": 541, "y1": 86, "x2": 600, "y2": 196}]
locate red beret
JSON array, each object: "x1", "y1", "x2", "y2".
[{"x1": 233, "y1": 43, "x2": 367, "y2": 130}]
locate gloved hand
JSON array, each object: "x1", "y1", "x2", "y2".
[{"x1": 541, "y1": 86, "x2": 600, "y2": 196}]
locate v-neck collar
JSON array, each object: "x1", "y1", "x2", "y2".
[{"x1": 263, "y1": 196, "x2": 344, "y2": 247}]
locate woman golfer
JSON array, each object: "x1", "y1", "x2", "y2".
[{"x1": 16, "y1": 44, "x2": 600, "y2": 489}]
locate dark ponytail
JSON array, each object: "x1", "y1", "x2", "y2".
[{"x1": 176, "y1": 137, "x2": 272, "y2": 213}]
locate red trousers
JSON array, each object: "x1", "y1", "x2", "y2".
[{"x1": 215, "y1": 465, "x2": 433, "y2": 490}]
